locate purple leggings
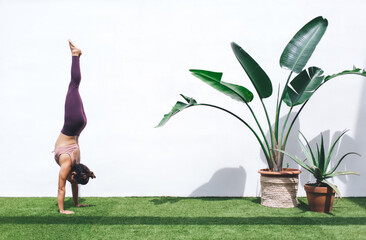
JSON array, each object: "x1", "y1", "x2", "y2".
[{"x1": 61, "y1": 56, "x2": 87, "y2": 136}]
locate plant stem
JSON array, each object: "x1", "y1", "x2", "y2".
[
  {"x1": 280, "y1": 106, "x2": 293, "y2": 146},
  {"x1": 260, "y1": 98, "x2": 277, "y2": 167},
  {"x1": 283, "y1": 70, "x2": 366, "y2": 147},
  {"x1": 273, "y1": 71, "x2": 293, "y2": 171},
  {"x1": 275, "y1": 84, "x2": 281, "y2": 141},
  {"x1": 275, "y1": 71, "x2": 293, "y2": 141},
  {"x1": 325, "y1": 71, "x2": 366, "y2": 82},
  {"x1": 282, "y1": 100, "x2": 307, "y2": 150},
  {"x1": 282, "y1": 80, "x2": 327, "y2": 149},
  {"x1": 244, "y1": 102, "x2": 275, "y2": 166},
  {"x1": 196, "y1": 103, "x2": 272, "y2": 167}
]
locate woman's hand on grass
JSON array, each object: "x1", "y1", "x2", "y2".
[{"x1": 60, "y1": 210, "x2": 75, "y2": 214}]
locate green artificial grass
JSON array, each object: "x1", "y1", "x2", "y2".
[{"x1": 0, "y1": 197, "x2": 365, "y2": 239}]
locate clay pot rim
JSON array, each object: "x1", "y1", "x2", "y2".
[
  {"x1": 258, "y1": 168, "x2": 301, "y2": 176},
  {"x1": 304, "y1": 183, "x2": 336, "y2": 194}
]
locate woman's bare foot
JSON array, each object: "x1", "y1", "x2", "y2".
[
  {"x1": 59, "y1": 210, "x2": 75, "y2": 214},
  {"x1": 68, "y1": 39, "x2": 82, "y2": 57}
]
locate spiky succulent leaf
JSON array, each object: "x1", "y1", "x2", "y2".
[
  {"x1": 328, "y1": 152, "x2": 361, "y2": 174},
  {"x1": 322, "y1": 179, "x2": 342, "y2": 198},
  {"x1": 318, "y1": 134, "x2": 326, "y2": 173},
  {"x1": 324, "y1": 130, "x2": 348, "y2": 172},
  {"x1": 299, "y1": 131, "x2": 317, "y2": 166},
  {"x1": 276, "y1": 149, "x2": 313, "y2": 173},
  {"x1": 325, "y1": 171, "x2": 360, "y2": 178},
  {"x1": 298, "y1": 138, "x2": 314, "y2": 166}
]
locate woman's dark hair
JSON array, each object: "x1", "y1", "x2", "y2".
[{"x1": 71, "y1": 164, "x2": 96, "y2": 185}]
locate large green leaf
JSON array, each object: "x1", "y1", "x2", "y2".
[
  {"x1": 280, "y1": 16, "x2": 328, "y2": 73},
  {"x1": 325, "y1": 67, "x2": 366, "y2": 81},
  {"x1": 283, "y1": 67, "x2": 324, "y2": 107},
  {"x1": 231, "y1": 42, "x2": 272, "y2": 99},
  {"x1": 324, "y1": 130, "x2": 348, "y2": 172},
  {"x1": 155, "y1": 94, "x2": 197, "y2": 128},
  {"x1": 189, "y1": 69, "x2": 254, "y2": 103}
]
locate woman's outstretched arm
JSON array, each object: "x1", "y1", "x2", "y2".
[{"x1": 57, "y1": 156, "x2": 74, "y2": 214}]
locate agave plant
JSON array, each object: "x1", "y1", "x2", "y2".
[
  {"x1": 277, "y1": 130, "x2": 360, "y2": 197},
  {"x1": 156, "y1": 16, "x2": 366, "y2": 172}
]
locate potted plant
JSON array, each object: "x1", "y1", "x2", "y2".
[
  {"x1": 278, "y1": 130, "x2": 360, "y2": 213},
  {"x1": 156, "y1": 16, "x2": 366, "y2": 208}
]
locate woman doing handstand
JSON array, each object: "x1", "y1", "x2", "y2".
[{"x1": 54, "y1": 40, "x2": 96, "y2": 214}]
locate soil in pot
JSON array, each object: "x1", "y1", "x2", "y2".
[
  {"x1": 304, "y1": 183, "x2": 335, "y2": 213},
  {"x1": 259, "y1": 168, "x2": 301, "y2": 208}
]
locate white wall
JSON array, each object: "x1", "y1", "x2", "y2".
[{"x1": 0, "y1": 0, "x2": 365, "y2": 197}]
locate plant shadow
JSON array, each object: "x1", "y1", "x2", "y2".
[
  {"x1": 150, "y1": 198, "x2": 183, "y2": 205},
  {"x1": 250, "y1": 198, "x2": 261, "y2": 204},
  {"x1": 151, "y1": 167, "x2": 246, "y2": 205},
  {"x1": 297, "y1": 198, "x2": 309, "y2": 212},
  {"x1": 151, "y1": 197, "x2": 249, "y2": 205},
  {"x1": 189, "y1": 167, "x2": 246, "y2": 197}
]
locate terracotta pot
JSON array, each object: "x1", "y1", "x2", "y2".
[
  {"x1": 258, "y1": 168, "x2": 301, "y2": 208},
  {"x1": 304, "y1": 184, "x2": 335, "y2": 213}
]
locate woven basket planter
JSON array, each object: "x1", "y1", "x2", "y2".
[{"x1": 259, "y1": 168, "x2": 301, "y2": 208}]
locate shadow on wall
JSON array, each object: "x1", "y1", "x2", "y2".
[
  {"x1": 192, "y1": 70, "x2": 366, "y2": 199},
  {"x1": 282, "y1": 120, "x2": 365, "y2": 199},
  {"x1": 298, "y1": 128, "x2": 365, "y2": 197},
  {"x1": 189, "y1": 166, "x2": 246, "y2": 197},
  {"x1": 331, "y1": 132, "x2": 364, "y2": 197},
  {"x1": 296, "y1": 70, "x2": 366, "y2": 201},
  {"x1": 348, "y1": 64, "x2": 366, "y2": 200},
  {"x1": 343, "y1": 70, "x2": 366, "y2": 198},
  {"x1": 258, "y1": 99, "x2": 366, "y2": 200}
]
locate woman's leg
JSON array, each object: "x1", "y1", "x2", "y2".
[{"x1": 61, "y1": 41, "x2": 87, "y2": 136}]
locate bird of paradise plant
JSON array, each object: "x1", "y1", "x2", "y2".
[{"x1": 156, "y1": 16, "x2": 366, "y2": 172}]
